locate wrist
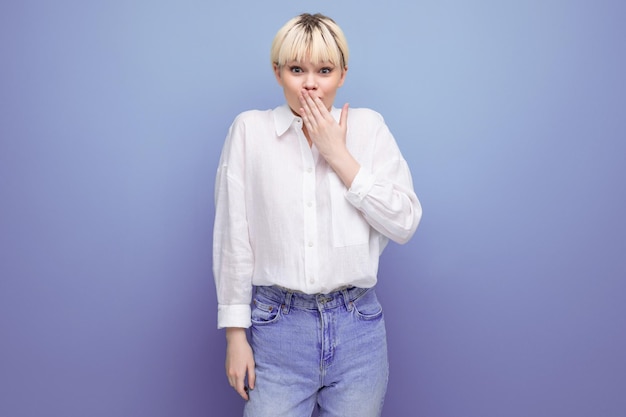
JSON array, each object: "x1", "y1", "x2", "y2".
[
  {"x1": 327, "y1": 151, "x2": 360, "y2": 188},
  {"x1": 225, "y1": 327, "x2": 247, "y2": 343}
]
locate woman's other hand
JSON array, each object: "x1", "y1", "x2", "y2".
[{"x1": 225, "y1": 327, "x2": 255, "y2": 400}]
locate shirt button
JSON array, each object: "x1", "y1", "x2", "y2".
[
  {"x1": 309, "y1": 278, "x2": 315, "y2": 284},
  {"x1": 307, "y1": 167, "x2": 312, "y2": 173},
  {"x1": 308, "y1": 241, "x2": 313, "y2": 247},
  {"x1": 307, "y1": 201, "x2": 313, "y2": 207}
]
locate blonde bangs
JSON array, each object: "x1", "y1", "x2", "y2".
[{"x1": 271, "y1": 14, "x2": 349, "y2": 68}]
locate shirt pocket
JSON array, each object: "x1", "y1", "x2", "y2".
[{"x1": 328, "y1": 173, "x2": 370, "y2": 247}]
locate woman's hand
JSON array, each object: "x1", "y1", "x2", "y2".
[
  {"x1": 299, "y1": 90, "x2": 360, "y2": 187},
  {"x1": 299, "y1": 89, "x2": 349, "y2": 157},
  {"x1": 225, "y1": 328, "x2": 255, "y2": 400}
]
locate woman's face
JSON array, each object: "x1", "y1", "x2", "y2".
[{"x1": 273, "y1": 57, "x2": 347, "y2": 115}]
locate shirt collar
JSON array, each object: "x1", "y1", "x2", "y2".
[{"x1": 273, "y1": 104, "x2": 342, "y2": 137}]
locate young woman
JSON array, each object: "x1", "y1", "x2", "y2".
[{"x1": 213, "y1": 13, "x2": 422, "y2": 417}]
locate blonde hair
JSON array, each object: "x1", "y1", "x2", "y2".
[{"x1": 270, "y1": 13, "x2": 349, "y2": 69}]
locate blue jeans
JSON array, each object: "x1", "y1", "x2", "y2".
[{"x1": 244, "y1": 285, "x2": 389, "y2": 417}]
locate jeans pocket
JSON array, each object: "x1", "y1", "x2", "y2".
[
  {"x1": 251, "y1": 298, "x2": 282, "y2": 326},
  {"x1": 352, "y1": 289, "x2": 384, "y2": 321}
]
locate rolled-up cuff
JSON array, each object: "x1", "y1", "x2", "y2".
[{"x1": 217, "y1": 304, "x2": 252, "y2": 329}]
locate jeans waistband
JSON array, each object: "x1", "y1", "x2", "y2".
[{"x1": 255, "y1": 285, "x2": 370, "y2": 310}]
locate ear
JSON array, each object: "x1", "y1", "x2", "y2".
[
  {"x1": 338, "y1": 66, "x2": 348, "y2": 87},
  {"x1": 273, "y1": 63, "x2": 283, "y2": 86}
]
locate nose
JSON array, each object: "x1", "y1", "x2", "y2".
[{"x1": 303, "y1": 73, "x2": 317, "y2": 90}]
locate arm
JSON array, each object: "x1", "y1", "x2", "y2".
[
  {"x1": 299, "y1": 92, "x2": 421, "y2": 244},
  {"x1": 346, "y1": 157, "x2": 421, "y2": 244},
  {"x1": 213, "y1": 117, "x2": 254, "y2": 328},
  {"x1": 213, "y1": 117, "x2": 256, "y2": 399}
]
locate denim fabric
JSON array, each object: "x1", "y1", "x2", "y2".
[{"x1": 244, "y1": 285, "x2": 389, "y2": 417}]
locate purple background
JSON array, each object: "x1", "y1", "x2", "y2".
[{"x1": 1, "y1": 1, "x2": 625, "y2": 416}]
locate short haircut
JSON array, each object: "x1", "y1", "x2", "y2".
[{"x1": 271, "y1": 13, "x2": 349, "y2": 69}]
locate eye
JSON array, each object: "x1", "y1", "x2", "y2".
[
  {"x1": 320, "y1": 67, "x2": 333, "y2": 74},
  {"x1": 289, "y1": 66, "x2": 303, "y2": 73}
]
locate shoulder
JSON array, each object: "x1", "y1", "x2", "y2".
[
  {"x1": 230, "y1": 108, "x2": 274, "y2": 128},
  {"x1": 223, "y1": 108, "x2": 281, "y2": 154},
  {"x1": 347, "y1": 107, "x2": 385, "y2": 124},
  {"x1": 346, "y1": 107, "x2": 388, "y2": 132}
]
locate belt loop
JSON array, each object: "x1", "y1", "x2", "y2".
[
  {"x1": 282, "y1": 290, "x2": 293, "y2": 314},
  {"x1": 341, "y1": 288, "x2": 353, "y2": 311}
]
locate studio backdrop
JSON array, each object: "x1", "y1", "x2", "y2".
[{"x1": 1, "y1": 1, "x2": 625, "y2": 416}]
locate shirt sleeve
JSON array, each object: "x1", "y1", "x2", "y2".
[
  {"x1": 345, "y1": 113, "x2": 422, "y2": 244},
  {"x1": 213, "y1": 117, "x2": 254, "y2": 329}
]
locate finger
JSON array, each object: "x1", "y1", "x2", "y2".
[
  {"x1": 234, "y1": 377, "x2": 249, "y2": 401},
  {"x1": 299, "y1": 90, "x2": 316, "y2": 113},
  {"x1": 302, "y1": 90, "x2": 324, "y2": 120},
  {"x1": 312, "y1": 94, "x2": 332, "y2": 119},
  {"x1": 227, "y1": 369, "x2": 250, "y2": 400},
  {"x1": 299, "y1": 95, "x2": 316, "y2": 127},
  {"x1": 248, "y1": 362, "x2": 256, "y2": 391},
  {"x1": 299, "y1": 108, "x2": 314, "y2": 132},
  {"x1": 305, "y1": 91, "x2": 335, "y2": 123}
]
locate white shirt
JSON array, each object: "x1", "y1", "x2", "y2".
[{"x1": 213, "y1": 105, "x2": 422, "y2": 328}]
